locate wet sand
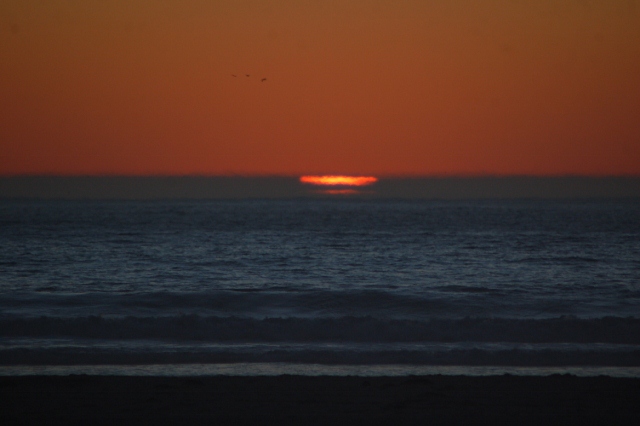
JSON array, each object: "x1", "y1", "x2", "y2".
[{"x1": 1, "y1": 374, "x2": 639, "y2": 425}]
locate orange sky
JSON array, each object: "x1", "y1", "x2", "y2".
[{"x1": 1, "y1": 1, "x2": 639, "y2": 176}]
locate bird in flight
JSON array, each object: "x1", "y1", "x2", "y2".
[
  {"x1": 261, "y1": 78, "x2": 267, "y2": 82},
  {"x1": 246, "y1": 74, "x2": 250, "y2": 77}
]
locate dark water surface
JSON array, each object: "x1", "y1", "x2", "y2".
[{"x1": 1, "y1": 199, "x2": 639, "y2": 370}]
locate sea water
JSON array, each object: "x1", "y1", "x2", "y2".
[{"x1": 1, "y1": 199, "x2": 639, "y2": 375}]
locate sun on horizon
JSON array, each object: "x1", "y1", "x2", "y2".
[
  {"x1": 299, "y1": 175, "x2": 378, "y2": 195},
  {"x1": 299, "y1": 176, "x2": 378, "y2": 187}
]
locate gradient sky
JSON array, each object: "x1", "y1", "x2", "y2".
[{"x1": 1, "y1": 1, "x2": 639, "y2": 176}]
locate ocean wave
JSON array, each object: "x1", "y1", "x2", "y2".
[
  {"x1": 1, "y1": 340, "x2": 639, "y2": 366},
  {"x1": 2, "y1": 315, "x2": 639, "y2": 344},
  {"x1": 3, "y1": 288, "x2": 637, "y2": 320}
]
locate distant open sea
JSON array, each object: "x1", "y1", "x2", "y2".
[{"x1": 1, "y1": 198, "x2": 639, "y2": 376}]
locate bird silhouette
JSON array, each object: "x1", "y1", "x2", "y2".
[
  {"x1": 261, "y1": 78, "x2": 267, "y2": 82},
  {"x1": 246, "y1": 74, "x2": 250, "y2": 77}
]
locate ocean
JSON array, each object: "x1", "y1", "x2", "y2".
[{"x1": 1, "y1": 198, "x2": 639, "y2": 376}]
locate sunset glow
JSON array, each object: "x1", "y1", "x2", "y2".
[
  {"x1": 300, "y1": 176, "x2": 378, "y2": 187},
  {"x1": 1, "y1": 1, "x2": 639, "y2": 177}
]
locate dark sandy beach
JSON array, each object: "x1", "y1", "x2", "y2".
[{"x1": 1, "y1": 374, "x2": 639, "y2": 425}]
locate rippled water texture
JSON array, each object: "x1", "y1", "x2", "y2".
[{"x1": 1, "y1": 199, "x2": 639, "y2": 368}]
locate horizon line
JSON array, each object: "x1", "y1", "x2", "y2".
[
  {"x1": 2, "y1": 173, "x2": 640, "y2": 179},
  {"x1": 2, "y1": 175, "x2": 639, "y2": 199}
]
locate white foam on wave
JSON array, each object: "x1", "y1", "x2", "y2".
[
  {"x1": 2, "y1": 363, "x2": 640, "y2": 378},
  {"x1": 1, "y1": 337, "x2": 639, "y2": 367}
]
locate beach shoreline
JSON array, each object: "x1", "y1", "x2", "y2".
[{"x1": 2, "y1": 374, "x2": 639, "y2": 425}]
